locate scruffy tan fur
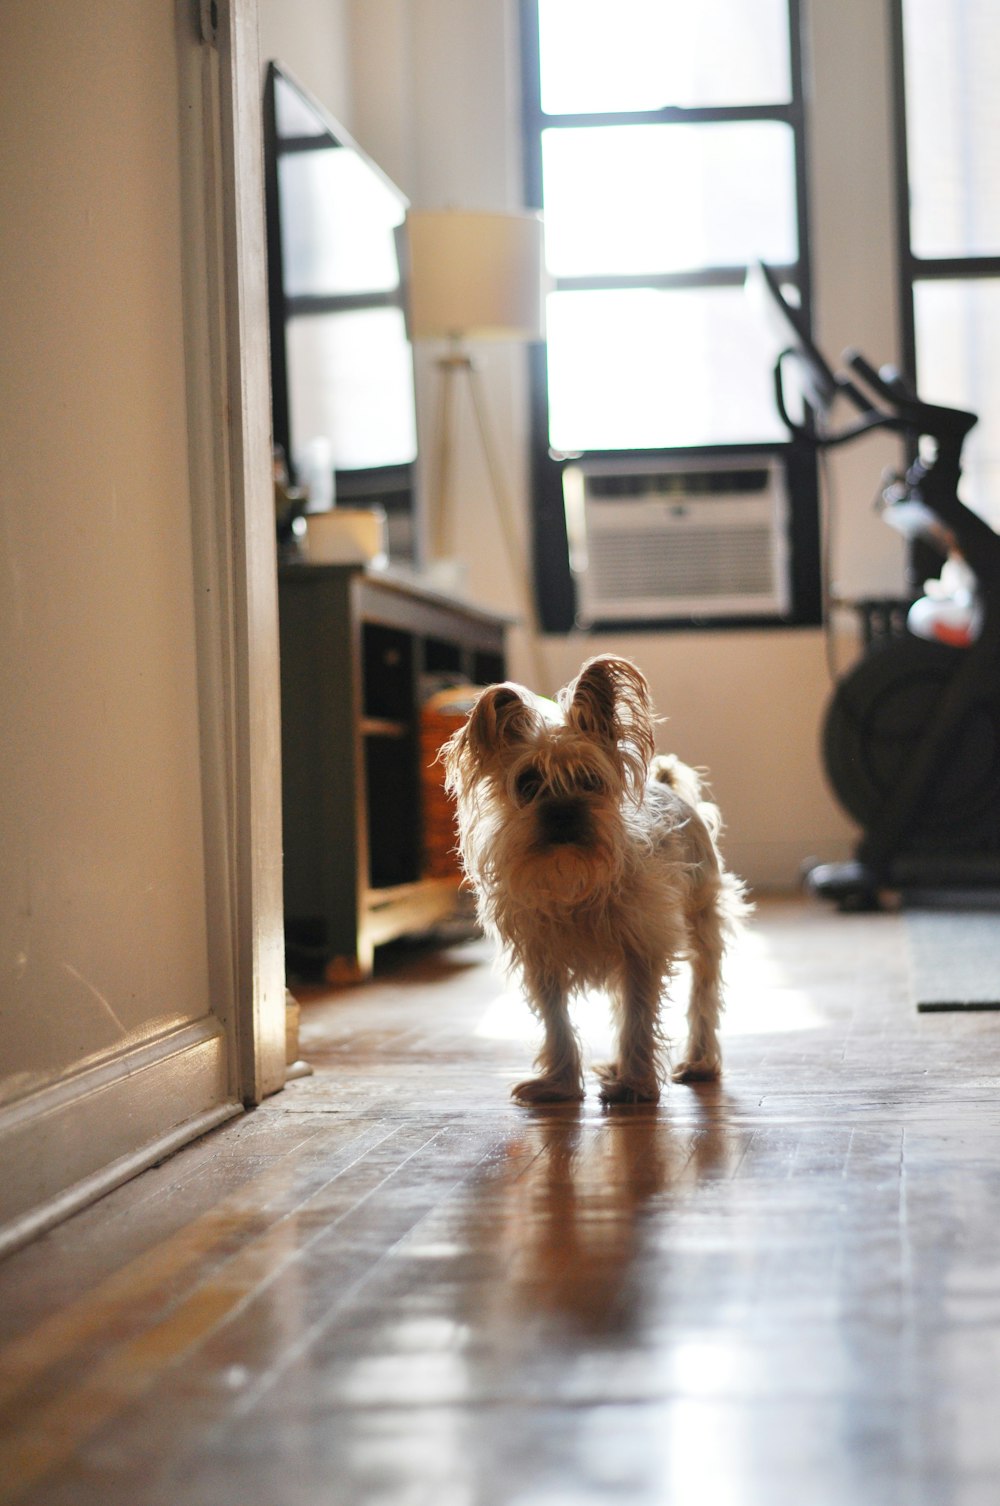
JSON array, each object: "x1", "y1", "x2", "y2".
[{"x1": 442, "y1": 655, "x2": 748, "y2": 1104}]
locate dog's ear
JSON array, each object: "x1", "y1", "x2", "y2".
[
  {"x1": 465, "y1": 684, "x2": 538, "y2": 760},
  {"x1": 441, "y1": 683, "x2": 539, "y2": 793},
  {"x1": 560, "y1": 656, "x2": 656, "y2": 796}
]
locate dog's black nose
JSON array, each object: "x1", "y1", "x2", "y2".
[{"x1": 540, "y1": 799, "x2": 589, "y2": 846}]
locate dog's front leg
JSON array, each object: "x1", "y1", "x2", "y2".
[
  {"x1": 513, "y1": 966, "x2": 584, "y2": 1104},
  {"x1": 596, "y1": 953, "x2": 664, "y2": 1104}
]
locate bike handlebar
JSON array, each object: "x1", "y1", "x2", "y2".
[
  {"x1": 776, "y1": 341, "x2": 977, "y2": 451},
  {"x1": 845, "y1": 350, "x2": 977, "y2": 444},
  {"x1": 755, "y1": 261, "x2": 998, "y2": 577}
]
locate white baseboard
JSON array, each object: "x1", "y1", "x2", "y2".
[{"x1": 0, "y1": 1019, "x2": 241, "y2": 1260}]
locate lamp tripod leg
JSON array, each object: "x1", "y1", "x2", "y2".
[{"x1": 431, "y1": 355, "x2": 460, "y2": 561}]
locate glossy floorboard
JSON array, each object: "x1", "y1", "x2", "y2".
[{"x1": 2, "y1": 898, "x2": 1000, "y2": 1505}]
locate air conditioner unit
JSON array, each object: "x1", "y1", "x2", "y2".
[{"x1": 564, "y1": 455, "x2": 791, "y2": 625}]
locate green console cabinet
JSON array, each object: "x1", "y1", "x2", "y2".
[{"x1": 278, "y1": 564, "x2": 507, "y2": 978}]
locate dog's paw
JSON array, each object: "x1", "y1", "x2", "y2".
[
  {"x1": 670, "y1": 1055, "x2": 721, "y2": 1083},
  {"x1": 594, "y1": 1063, "x2": 660, "y2": 1105},
  {"x1": 512, "y1": 1075, "x2": 585, "y2": 1105}
]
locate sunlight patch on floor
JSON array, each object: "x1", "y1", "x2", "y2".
[
  {"x1": 724, "y1": 921, "x2": 829, "y2": 1036},
  {"x1": 474, "y1": 923, "x2": 827, "y2": 1044},
  {"x1": 474, "y1": 986, "x2": 616, "y2": 1054}
]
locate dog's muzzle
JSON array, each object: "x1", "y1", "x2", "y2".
[{"x1": 539, "y1": 798, "x2": 590, "y2": 847}]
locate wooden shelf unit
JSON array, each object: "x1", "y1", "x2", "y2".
[{"x1": 278, "y1": 563, "x2": 507, "y2": 979}]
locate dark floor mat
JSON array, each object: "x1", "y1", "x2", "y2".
[{"x1": 905, "y1": 907, "x2": 1000, "y2": 1012}]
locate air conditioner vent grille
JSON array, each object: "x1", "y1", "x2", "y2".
[
  {"x1": 590, "y1": 524, "x2": 777, "y2": 600},
  {"x1": 565, "y1": 456, "x2": 791, "y2": 623}
]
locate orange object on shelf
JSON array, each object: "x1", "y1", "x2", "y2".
[{"x1": 419, "y1": 686, "x2": 480, "y2": 878}]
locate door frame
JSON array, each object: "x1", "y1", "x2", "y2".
[{"x1": 203, "y1": 0, "x2": 287, "y2": 1107}]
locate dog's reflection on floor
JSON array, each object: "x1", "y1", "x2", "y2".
[{"x1": 473, "y1": 1095, "x2": 740, "y2": 1337}]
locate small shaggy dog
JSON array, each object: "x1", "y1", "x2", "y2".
[{"x1": 442, "y1": 654, "x2": 748, "y2": 1104}]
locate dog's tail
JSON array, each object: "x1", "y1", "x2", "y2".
[
  {"x1": 652, "y1": 754, "x2": 752, "y2": 932},
  {"x1": 650, "y1": 753, "x2": 718, "y2": 828}
]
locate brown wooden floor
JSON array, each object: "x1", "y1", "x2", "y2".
[{"x1": 2, "y1": 897, "x2": 1000, "y2": 1505}]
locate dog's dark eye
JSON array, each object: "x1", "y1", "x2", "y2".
[
  {"x1": 514, "y1": 766, "x2": 544, "y2": 804},
  {"x1": 578, "y1": 769, "x2": 606, "y2": 795}
]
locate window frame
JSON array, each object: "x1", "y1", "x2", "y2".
[
  {"x1": 889, "y1": 0, "x2": 1000, "y2": 583},
  {"x1": 890, "y1": 0, "x2": 1000, "y2": 378},
  {"x1": 519, "y1": 0, "x2": 821, "y2": 632}
]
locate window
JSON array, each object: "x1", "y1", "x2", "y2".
[
  {"x1": 520, "y1": 0, "x2": 819, "y2": 630},
  {"x1": 893, "y1": 0, "x2": 1000, "y2": 531},
  {"x1": 264, "y1": 65, "x2": 418, "y2": 554}
]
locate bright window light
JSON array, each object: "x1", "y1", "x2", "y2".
[
  {"x1": 288, "y1": 307, "x2": 417, "y2": 471},
  {"x1": 538, "y1": 0, "x2": 791, "y2": 114},
  {"x1": 542, "y1": 123, "x2": 797, "y2": 278},
  {"x1": 546, "y1": 288, "x2": 786, "y2": 451},
  {"x1": 902, "y1": 0, "x2": 1000, "y2": 258},
  {"x1": 279, "y1": 149, "x2": 404, "y2": 299},
  {"x1": 914, "y1": 279, "x2": 1000, "y2": 528}
]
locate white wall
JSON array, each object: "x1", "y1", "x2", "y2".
[
  {"x1": 258, "y1": 0, "x2": 354, "y2": 127},
  {"x1": 0, "y1": 3, "x2": 215, "y2": 1101},
  {"x1": 806, "y1": 0, "x2": 907, "y2": 602},
  {"x1": 259, "y1": 0, "x2": 919, "y2": 889}
]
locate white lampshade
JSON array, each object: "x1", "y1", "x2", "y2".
[{"x1": 405, "y1": 208, "x2": 545, "y2": 343}]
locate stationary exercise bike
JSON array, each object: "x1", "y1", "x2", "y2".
[{"x1": 755, "y1": 263, "x2": 1000, "y2": 909}]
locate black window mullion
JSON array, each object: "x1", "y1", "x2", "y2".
[
  {"x1": 287, "y1": 291, "x2": 402, "y2": 317},
  {"x1": 909, "y1": 257, "x2": 1000, "y2": 280},
  {"x1": 889, "y1": 0, "x2": 917, "y2": 382},
  {"x1": 787, "y1": 0, "x2": 813, "y2": 332}
]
